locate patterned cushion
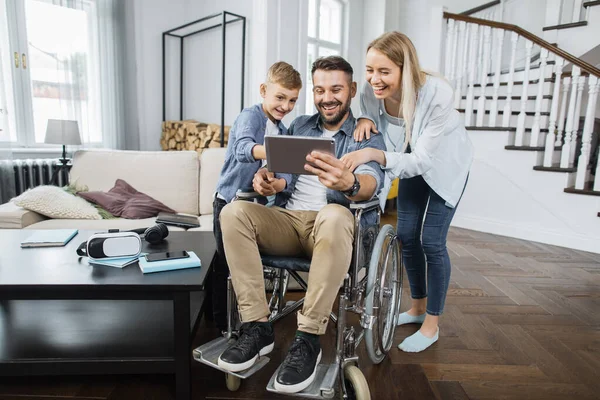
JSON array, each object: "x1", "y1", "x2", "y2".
[{"x1": 13, "y1": 185, "x2": 101, "y2": 220}]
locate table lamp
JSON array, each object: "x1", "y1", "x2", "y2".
[{"x1": 44, "y1": 119, "x2": 82, "y2": 185}]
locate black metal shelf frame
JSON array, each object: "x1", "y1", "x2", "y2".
[{"x1": 162, "y1": 11, "x2": 246, "y2": 146}]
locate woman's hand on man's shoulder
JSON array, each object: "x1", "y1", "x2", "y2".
[{"x1": 353, "y1": 118, "x2": 378, "y2": 142}]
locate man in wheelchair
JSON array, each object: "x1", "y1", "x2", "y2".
[{"x1": 217, "y1": 56, "x2": 386, "y2": 394}]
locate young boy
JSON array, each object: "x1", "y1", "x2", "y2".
[{"x1": 212, "y1": 62, "x2": 302, "y2": 331}]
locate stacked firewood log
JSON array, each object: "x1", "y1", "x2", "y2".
[{"x1": 160, "y1": 120, "x2": 230, "y2": 153}]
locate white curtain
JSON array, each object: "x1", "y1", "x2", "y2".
[
  {"x1": 0, "y1": 1, "x2": 12, "y2": 147},
  {"x1": 29, "y1": 0, "x2": 125, "y2": 148},
  {"x1": 0, "y1": 46, "x2": 9, "y2": 144}
]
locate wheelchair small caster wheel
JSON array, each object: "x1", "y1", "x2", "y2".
[
  {"x1": 343, "y1": 365, "x2": 370, "y2": 400},
  {"x1": 225, "y1": 373, "x2": 241, "y2": 391}
]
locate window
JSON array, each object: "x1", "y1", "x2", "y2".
[
  {"x1": 1, "y1": 0, "x2": 104, "y2": 148},
  {"x1": 306, "y1": 0, "x2": 345, "y2": 114}
]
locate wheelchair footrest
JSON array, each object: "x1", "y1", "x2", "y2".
[
  {"x1": 266, "y1": 363, "x2": 339, "y2": 399},
  {"x1": 192, "y1": 336, "x2": 271, "y2": 379}
]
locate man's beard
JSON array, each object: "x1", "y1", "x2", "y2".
[{"x1": 317, "y1": 97, "x2": 351, "y2": 127}]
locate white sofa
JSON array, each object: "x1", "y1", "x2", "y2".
[{"x1": 0, "y1": 148, "x2": 226, "y2": 231}]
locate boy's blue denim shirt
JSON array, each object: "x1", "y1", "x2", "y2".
[
  {"x1": 215, "y1": 103, "x2": 287, "y2": 203},
  {"x1": 273, "y1": 110, "x2": 386, "y2": 211}
]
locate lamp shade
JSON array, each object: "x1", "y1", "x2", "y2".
[{"x1": 44, "y1": 119, "x2": 82, "y2": 145}]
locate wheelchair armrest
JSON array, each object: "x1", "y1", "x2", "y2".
[
  {"x1": 235, "y1": 188, "x2": 262, "y2": 201},
  {"x1": 349, "y1": 197, "x2": 380, "y2": 212}
]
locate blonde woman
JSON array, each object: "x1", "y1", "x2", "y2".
[{"x1": 341, "y1": 32, "x2": 473, "y2": 353}]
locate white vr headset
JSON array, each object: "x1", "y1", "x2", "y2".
[{"x1": 77, "y1": 232, "x2": 142, "y2": 261}]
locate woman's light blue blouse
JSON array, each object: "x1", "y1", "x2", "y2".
[{"x1": 359, "y1": 75, "x2": 474, "y2": 208}]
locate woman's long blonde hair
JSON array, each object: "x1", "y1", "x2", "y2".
[{"x1": 367, "y1": 32, "x2": 426, "y2": 150}]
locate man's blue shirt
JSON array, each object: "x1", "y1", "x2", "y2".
[{"x1": 273, "y1": 110, "x2": 386, "y2": 209}]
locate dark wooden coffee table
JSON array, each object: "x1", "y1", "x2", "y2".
[{"x1": 0, "y1": 230, "x2": 216, "y2": 400}]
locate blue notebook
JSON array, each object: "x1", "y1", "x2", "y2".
[
  {"x1": 21, "y1": 229, "x2": 79, "y2": 248},
  {"x1": 138, "y1": 251, "x2": 201, "y2": 274},
  {"x1": 89, "y1": 253, "x2": 147, "y2": 269}
]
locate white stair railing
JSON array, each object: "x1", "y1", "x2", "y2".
[
  {"x1": 445, "y1": 12, "x2": 600, "y2": 194},
  {"x1": 502, "y1": 32, "x2": 518, "y2": 127},
  {"x1": 464, "y1": 24, "x2": 479, "y2": 126},
  {"x1": 476, "y1": 26, "x2": 492, "y2": 127},
  {"x1": 575, "y1": 76, "x2": 599, "y2": 189},
  {"x1": 530, "y1": 48, "x2": 548, "y2": 146},
  {"x1": 515, "y1": 40, "x2": 532, "y2": 146},
  {"x1": 561, "y1": 66, "x2": 580, "y2": 168},
  {"x1": 556, "y1": 76, "x2": 571, "y2": 150},
  {"x1": 569, "y1": 75, "x2": 586, "y2": 166},
  {"x1": 544, "y1": 57, "x2": 565, "y2": 167},
  {"x1": 489, "y1": 28, "x2": 504, "y2": 127}
]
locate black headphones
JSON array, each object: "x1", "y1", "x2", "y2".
[{"x1": 128, "y1": 223, "x2": 170, "y2": 244}]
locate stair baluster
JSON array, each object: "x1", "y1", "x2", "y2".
[
  {"x1": 502, "y1": 32, "x2": 519, "y2": 127},
  {"x1": 575, "y1": 76, "x2": 599, "y2": 189},
  {"x1": 465, "y1": 24, "x2": 479, "y2": 126},
  {"x1": 544, "y1": 57, "x2": 565, "y2": 167},
  {"x1": 595, "y1": 143, "x2": 600, "y2": 191},
  {"x1": 489, "y1": 28, "x2": 505, "y2": 127},
  {"x1": 476, "y1": 26, "x2": 492, "y2": 127},
  {"x1": 556, "y1": 76, "x2": 571, "y2": 148},
  {"x1": 515, "y1": 40, "x2": 533, "y2": 146},
  {"x1": 476, "y1": 19, "x2": 485, "y2": 82},
  {"x1": 450, "y1": 20, "x2": 459, "y2": 85},
  {"x1": 530, "y1": 48, "x2": 549, "y2": 146},
  {"x1": 569, "y1": 75, "x2": 586, "y2": 165},
  {"x1": 561, "y1": 66, "x2": 580, "y2": 168},
  {"x1": 444, "y1": 19, "x2": 456, "y2": 83},
  {"x1": 454, "y1": 21, "x2": 469, "y2": 109}
]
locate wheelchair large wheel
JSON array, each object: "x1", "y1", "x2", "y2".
[
  {"x1": 364, "y1": 224, "x2": 402, "y2": 364},
  {"x1": 343, "y1": 365, "x2": 371, "y2": 400}
]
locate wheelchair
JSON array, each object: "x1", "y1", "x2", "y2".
[{"x1": 193, "y1": 194, "x2": 402, "y2": 399}]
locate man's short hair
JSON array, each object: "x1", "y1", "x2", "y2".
[
  {"x1": 266, "y1": 61, "x2": 303, "y2": 90},
  {"x1": 310, "y1": 56, "x2": 354, "y2": 81}
]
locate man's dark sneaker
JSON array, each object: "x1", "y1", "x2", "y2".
[
  {"x1": 274, "y1": 335, "x2": 322, "y2": 393},
  {"x1": 217, "y1": 322, "x2": 274, "y2": 372}
]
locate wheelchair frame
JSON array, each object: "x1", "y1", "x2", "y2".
[{"x1": 193, "y1": 198, "x2": 402, "y2": 399}]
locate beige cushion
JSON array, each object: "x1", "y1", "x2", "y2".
[
  {"x1": 70, "y1": 149, "x2": 200, "y2": 215},
  {"x1": 199, "y1": 148, "x2": 227, "y2": 215},
  {"x1": 13, "y1": 186, "x2": 101, "y2": 220},
  {"x1": 185, "y1": 214, "x2": 214, "y2": 232},
  {"x1": 25, "y1": 217, "x2": 186, "y2": 231},
  {"x1": 0, "y1": 202, "x2": 48, "y2": 229}
]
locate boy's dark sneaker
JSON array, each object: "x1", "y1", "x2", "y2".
[
  {"x1": 274, "y1": 335, "x2": 322, "y2": 393},
  {"x1": 217, "y1": 322, "x2": 274, "y2": 372}
]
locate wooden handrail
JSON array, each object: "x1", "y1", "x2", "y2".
[
  {"x1": 444, "y1": 12, "x2": 600, "y2": 77},
  {"x1": 461, "y1": 0, "x2": 501, "y2": 16}
]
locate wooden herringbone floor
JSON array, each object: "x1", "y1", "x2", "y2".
[{"x1": 0, "y1": 213, "x2": 599, "y2": 400}]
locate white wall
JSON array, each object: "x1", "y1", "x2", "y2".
[
  {"x1": 453, "y1": 130, "x2": 600, "y2": 253},
  {"x1": 129, "y1": 0, "x2": 253, "y2": 150},
  {"x1": 442, "y1": 0, "x2": 486, "y2": 13},
  {"x1": 546, "y1": 4, "x2": 600, "y2": 57},
  {"x1": 129, "y1": 0, "x2": 368, "y2": 148},
  {"x1": 395, "y1": 0, "x2": 445, "y2": 73}
]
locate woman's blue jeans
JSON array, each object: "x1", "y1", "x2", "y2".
[{"x1": 396, "y1": 175, "x2": 465, "y2": 316}]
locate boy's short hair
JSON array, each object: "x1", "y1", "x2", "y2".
[
  {"x1": 311, "y1": 56, "x2": 353, "y2": 82},
  {"x1": 266, "y1": 61, "x2": 303, "y2": 90}
]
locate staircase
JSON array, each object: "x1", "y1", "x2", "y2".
[{"x1": 443, "y1": 9, "x2": 600, "y2": 254}]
